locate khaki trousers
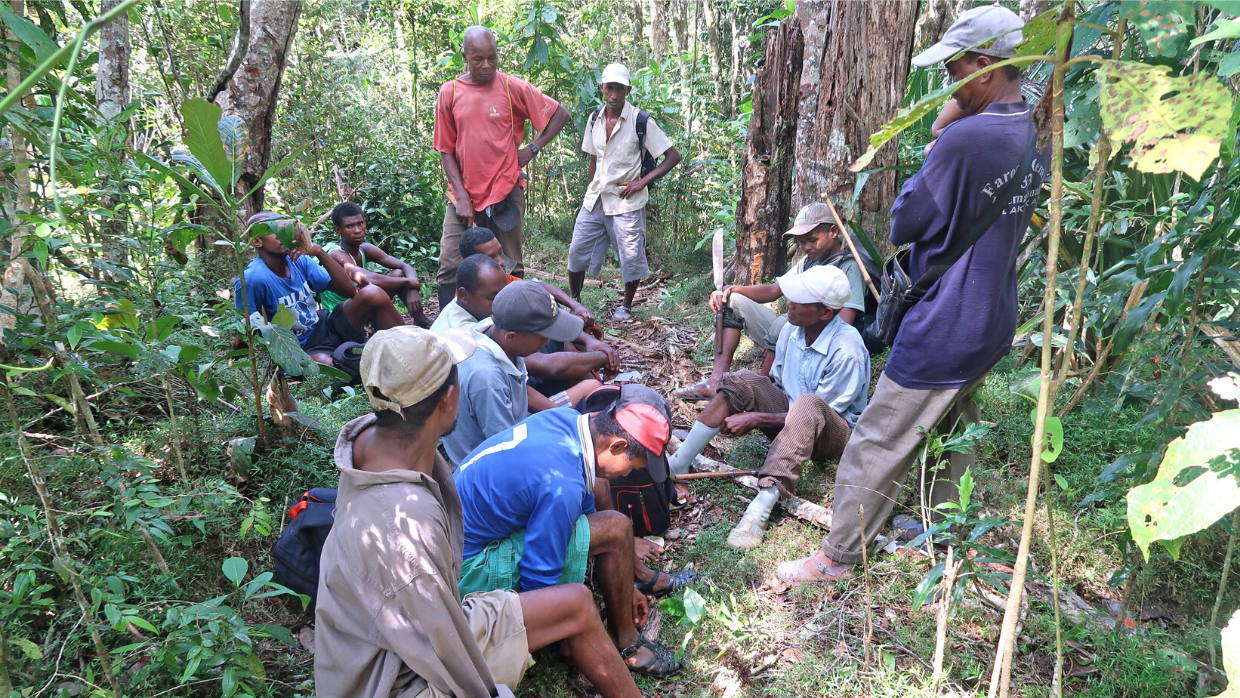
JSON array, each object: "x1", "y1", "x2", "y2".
[
  {"x1": 717, "y1": 370, "x2": 852, "y2": 498},
  {"x1": 820, "y1": 372, "x2": 984, "y2": 565},
  {"x1": 437, "y1": 186, "x2": 526, "y2": 285}
]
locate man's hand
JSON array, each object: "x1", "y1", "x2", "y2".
[
  {"x1": 708, "y1": 286, "x2": 734, "y2": 314},
  {"x1": 618, "y1": 178, "x2": 648, "y2": 198},
  {"x1": 722, "y1": 412, "x2": 764, "y2": 437},
  {"x1": 570, "y1": 304, "x2": 595, "y2": 328},
  {"x1": 584, "y1": 335, "x2": 620, "y2": 373},
  {"x1": 517, "y1": 146, "x2": 535, "y2": 168},
  {"x1": 454, "y1": 195, "x2": 475, "y2": 228},
  {"x1": 632, "y1": 587, "x2": 649, "y2": 628}
]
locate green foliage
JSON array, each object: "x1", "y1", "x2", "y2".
[
  {"x1": 1211, "y1": 609, "x2": 1240, "y2": 698},
  {"x1": 1119, "y1": 1, "x2": 1195, "y2": 57}
]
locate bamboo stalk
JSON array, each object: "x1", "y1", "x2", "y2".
[
  {"x1": 2, "y1": 379, "x2": 123, "y2": 698},
  {"x1": 988, "y1": 7, "x2": 1074, "y2": 697},
  {"x1": 160, "y1": 375, "x2": 188, "y2": 480},
  {"x1": 1208, "y1": 507, "x2": 1240, "y2": 667},
  {"x1": 1113, "y1": 546, "x2": 1142, "y2": 634},
  {"x1": 932, "y1": 546, "x2": 958, "y2": 694},
  {"x1": 1042, "y1": 464, "x2": 1065, "y2": 698},
  {"x1": 859, "y1": 503, "x2": 874, "y2": 670}
]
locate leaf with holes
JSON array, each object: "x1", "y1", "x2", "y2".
[
  {"x1": 270, "y1": 304, "x2": 296, "y2": 330},
  {"x1": 218, "y1": 115, "x2": 249, "y2": 186},
  {"x1": 1015, "y1": 9, "x2": 1058, "y2": 57},
  {"x1": 181, "y1": 98, "x2": 234, "y2": 194},
  {"x1": 851, "y1": 81, "x2": 957, "y2": 172},
  {"x1": 1211, "y1": 609, "x2": 1240, "y2": 698},
  {"x1": 1120, "y1": 1, "x2": 1194, "y2": 57},
  {"x1": 260, "y1": 325, "x2": 319, "y2": 377},
  {"x1": 1097, "y1": 60, "x2": 1232, "y2": 181},
  {"x1": 1126, "y1": 409, "x2": 1240, "y2": 560}
]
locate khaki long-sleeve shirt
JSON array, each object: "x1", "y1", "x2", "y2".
[{"x1": 314, "y1": 414, "x2": 502, "y2": 698}]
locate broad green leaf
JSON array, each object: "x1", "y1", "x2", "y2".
[
  {"x1": 1191, "y1": 17, "x2": 1240, "y2": 48},
  {"x1": 1220, "y1": 52, "x2": 1240, "y2": 78},
  {"x1": 222, "y1": 556, "x2": 249, "y2": 586},
  {"x1": 1014, "y1": 9, "x2": 1057, "y2": 57},
  {"x1": 1097, "y1": 60, "x2": 1232, "y2": 181},
  {"x1": 1112, "y1": 291, "x2": 1167, "y2": 353},
  {"x1": 91, "y1": 340, "x2": 141, "y2": 359},
  {"x1": 149, "y1": 315, "x2": 180, "y2": 343},
  {"x1": 125, "y1": 615, "x2": 158, "y2": 633},
  {"x1": 247, "y1": 214, "x2": 299, "y2": 249},
  {"x1": 682, "y1": 587, "x2": 707, "y2": 626},
  {"x1": 851, "y1": 81, "x2": 956, "y2": 172},
  {"x1": 1210, "y1": 609, "x2": 1240, "y2": 698},
  {"x1": 261, "y1": 324, "x2": 320, "y2": 377},
  {"x1": 9, "y1": 636, "x2": 42, "y2": 660},
  {"x1": 284, "y1": 410, "x2": 330, "y2": 433},
  {"x1": 1119, "y1": 1, "x2": 1194, "y2": 57},
  {"x1": 165, "y1": 223, "x2": 214, "y2": 256},
  {"x1": 270, "y1": 304, "x2": 296, "y2": 330},
  {"x1": 180, "y1": 98, "x2": 234, "y2": 195},
  {"x1": 171, "y1": 151, "x2": 225, "y2": 198},
  {"x1": 240, "y1": 147, "x2": 305, "y2": 204},
  {"x1": 136, "y1": 152, "x2": 220, "y2": 205},
  {"x1": 0, "y1": 3, "x2": 57, "y2": 63},
  {"x1": 66, "y1": 323, "x2": 83, "y2": 349},
  {"x1": 1126, "y1": 409, "x2": 1240, "y2": 560},
  {"x1": 1008, "y1": 370, "x2": 1042, "y2": 405},
  {"x1": 218, "y1": 115, "x2": 249, "y2": 186}
]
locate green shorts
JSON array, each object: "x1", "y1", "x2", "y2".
[{"x1": 458, "y1": 514, "x2": 591, "y2": 597}]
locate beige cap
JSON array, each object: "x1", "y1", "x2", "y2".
[
  {"x1": 360, "y1": 327, "x2": 475, "y2": 415},
  {"x1": 776, "y1": 264, "x2": 852, "y2": 310},
  {"x1": 783, "y1": 202, "x2": 835, "y2": 237}
]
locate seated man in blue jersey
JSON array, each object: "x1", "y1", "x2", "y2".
[
  {"x1": 453, "y1": 385, "x2": 692, "y2": 678},
  {"x1": 234, "y1": 212, "x2": 405, "y2": 367}
]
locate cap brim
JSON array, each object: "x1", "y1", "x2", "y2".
[
  {"x1": 645, "y1": 449, "x2": 667, "y2": 483},
  {"x1": 912, "y1": 41, "x2": 965, "y2": 67},
  {"x1": 537, "y1": 309, "x2": 585, "y2": 343},
  {"x1": 783, "y1": 221, "x2": 821, "y2": 237},
  {"x1": 435, "y1": 328, "x2": 478, "y2": 363},
  {"x1": 776, "y1": 273, "x2": 816, "y2": 304}
]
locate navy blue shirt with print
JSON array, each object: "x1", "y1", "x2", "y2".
[
  {"x1": 885, "y1": 100, "x2": 1049, "y2": 390},
  {"x1": 234, "y1": 255, "x2": 331, "y2": 345}
]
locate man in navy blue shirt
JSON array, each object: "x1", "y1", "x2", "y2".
[
  {"x1": 234, "y1": 211, "x2": 405, "y2": 367},
  {"x1": 453, "y1": 386, "x2": 690, "y2": 678},
  {"x1": 777, "y1": 5, "x2": 1049, "y2": 584}
]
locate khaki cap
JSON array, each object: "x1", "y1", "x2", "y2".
[
  {"x1": 783, "y1": 203, "x2": 835, "y2": 237},
  {"x1": 360, "y1": 326, "x2": 475, "y2": 415}
]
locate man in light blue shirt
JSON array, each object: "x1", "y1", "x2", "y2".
[{"x1": 665, "y1": 265, "x2": 870, "y2": 550}]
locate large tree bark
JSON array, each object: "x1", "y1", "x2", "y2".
[
  {"x1": 915, "y1": 0, "x2": 972, "y2": 53},
  {"x1": 734, "y1": 17, "x2": 804, "y2": 285},
  {"x1": 213, "y1": 0, "x2": 302, "y2": 216},
  {"x1": 649, "y1": 0, "x2": 667, "y2": 62},
  {"x1": 793, "y1": 1, "x2": 919, "y2": 256},
  {"x1": 0, "y1": 1, "x2": 33, "y2": 341},
  {"x1": 729, "y1": 6, "x2": 742, "y2": 117},
  {"x1": 96, "y1": 0, "x2": 130, "y2": 274}
]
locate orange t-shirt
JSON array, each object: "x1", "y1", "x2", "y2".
[
  {"x1": 505, "y1": 273, "x2": 519, "y2": 285},
  {"x1": 433, "y1": 71, "x2": 559, "y2": 210}
]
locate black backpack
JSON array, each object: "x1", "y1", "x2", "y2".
[
  {"x1": 588, "y1": 108, "x2": 658, "y2": 186},
  {"x1": 821, "y1": 248, "x2": 885, "y2": 355},
  {"x1": 272, "y1": 488, "x2": 337, "y2": 606},
  {"x1": 576, "y1": 385, "x2": 674, "y2": 537}
]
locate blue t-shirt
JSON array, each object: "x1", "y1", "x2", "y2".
[
  {"x1": 234, "y1": 255, "x2": 331, "y2": 345},
  {"x1": 454, "y1": 409, "x2": 597, "y2": 591},
  {"x1": 885, "y1": 100, "x2": 1049, "y2": 390}
]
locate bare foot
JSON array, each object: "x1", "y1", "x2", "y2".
[{"x1": 634, "y1": 537, "x2": 662, "y2": 562}]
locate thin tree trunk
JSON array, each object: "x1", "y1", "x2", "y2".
[
  {"x1": 0, "y1": 2, "x2": 32, "y2": 341},
  {"x1": 795, "y1": 1, "x2": 919, "y2": 257},
  {"x1": 632, "y1": 0, "x2": 644, "y2": 55},
  {"x1": 729, "y1": 6, "x2": 741, "y2": 117},
  {"x1": 214, "y1": 0, "x2": 303, "y2": 215},
  {"x1": 96, "y1": 0, "x2": 131, "y2": 277},
  {"x1": 649, "y1": 0, "x2": 667, "y2": 62},
  {"x1": 0, "y1": 617, "x2": 11, "y2": 698},
  {"x1": 734, "y1": 16, "x2": 803, "y2": 285},
  {"x1": 703, "y1": 0, "x2": 724, "y2": 104}
]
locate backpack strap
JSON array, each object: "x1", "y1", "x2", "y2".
[
  {"x1": 636, "y1": 110, "x2": 649, "y2": 155},
  {"x1": 905, "y1": 123, "x2": 1037, "y2": 304}
]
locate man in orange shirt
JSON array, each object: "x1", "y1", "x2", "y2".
[{"x1": 433, "y1": 26, "x2": 570, "y2": 310}]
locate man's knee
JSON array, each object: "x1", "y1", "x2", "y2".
[
  {"x1": 310, "y1": 353, "x2": 334, "y2": 366},
  {"x1": 355, "y1": 284, "x2": 391, "y2": 307},
  {"x1": 586, "y1": 510, "x2": 632, "y2": 547},
  {"x1": 787, "y1": 393, "x2": 829, "y2": 421}
]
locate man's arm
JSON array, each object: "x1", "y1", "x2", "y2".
[
  {"x1": 722, "y1": 411, "x2": 785, "y2": 436},
  {"x1": 353, "y1": 243, "x2": 419, "y2": 293},
  {"x1": 440, "y1": 152, "x2": 474, "y2": 227},
  {"x1": 526, "y1": 350, "x2": 609, "y2": 381},
  {"x1": 527, "y1": 385, "x2": 557, "y2": 412},
  {"x1": 540, "y1": 281, "x2": 595, "y2": 327},
  {"x1": 518, "y1": 105, "x2": 570, "y2": 168},
  {"x1": 619, "y1": 146, "x2": 682, "y2": 199},
  {"x1": 707, "y1": 282, "x2": 783, "y2": 313},
  {"x1": 293, "y1": 241, "x2": 356, "y2": 298}
]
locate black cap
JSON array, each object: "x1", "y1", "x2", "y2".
[{"x1": 492, "y1": 280, "x2": 584, "y2": 342}]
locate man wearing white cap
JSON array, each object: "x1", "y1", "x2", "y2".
[
  {"x1": 777, "y1": 4, "x2": 1049, "y2": 583},
  {"x1": 314, "y1": 327, "x2": 643, "y2": 698},
  {"x1": 567, "y1": 63, "x2": 682, "y2": 321},
  {"x1": 665, "y1": 265, "x2": 870, "y2": 550}
]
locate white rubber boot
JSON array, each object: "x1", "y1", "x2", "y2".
[{"x1": 727, "y1": 486, "x2": 780, "y2": 550}]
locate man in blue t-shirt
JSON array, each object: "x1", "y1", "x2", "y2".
[
  {"x1": 234, "y1": 211, "x2": 405, "y2": 366},
  {"x1": 453, "y1": 386, "x2": 690, "y2": 678},
  {"x1": 777, "y1": 5, "x2": 1049, "y2": 584}
]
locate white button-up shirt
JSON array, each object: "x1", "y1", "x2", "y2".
[
  {"x1": 771, "y1": 316, "x2": 871, "y2": 426},
  {"x1": 580, "y1": 102, "x2": 673, "y2": 216}
]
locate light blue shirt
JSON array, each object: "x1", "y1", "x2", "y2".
[
  {"x1": 770, "y1": 316, "x2": 870, "y2": 426},
  {"x1": 233, "y1": 255, "x2": 331, "y2": 345},
  {"x1": 441, "y1": 323, "x2": 531, "y2": 465}
]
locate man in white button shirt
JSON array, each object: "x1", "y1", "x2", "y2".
[{"x1": 568, "y1": 63, "x2": 682, "y2": 321}]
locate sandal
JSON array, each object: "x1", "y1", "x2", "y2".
[
  {"x1": 635, "y1": 568, "x2": 696, "y2": 599},
  {"x1": 776, "y1": 551, "x2": 855, "y2": 584},
  {"x1": 620, "y1": 636, "x2": 682, "y2": 678},
  {"x1": 674, "y1": 380, "x2": 715, "y2": 401}
]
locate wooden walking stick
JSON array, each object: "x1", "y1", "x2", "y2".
[{"x1": 821, "y1": 194, "x2": 881, "y2": 302}]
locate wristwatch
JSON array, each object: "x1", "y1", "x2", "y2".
[{"x1": 528, "y1": 143, "x2": 540, "y2": 157}]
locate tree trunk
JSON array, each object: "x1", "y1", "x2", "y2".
[
  {"x1": 703, "y1": 0, "x2": 724, "y2": 105},
  {"x1": 915, "y1": 0, "x2": 971, "y2": 53},
  {"x1": 649, "y1": 0, "x2": 667, "y2": 62},
  {"x1": 791, "y1": 0, "x2": 831, "y2": 211},
  {"x1": 213, "y1": 0, "x2": 302, "y2": 216},
  {"x1": 96, "y1": 0, "x2": 130, "y2": 276},
  {"x1": 734, "y1": 16, "x2": 804, "y2": 285},
  {"x1": 794, "y1": 1, "x2": 919, "y2": 257},
  {"x1": 729, "y1": 6, "x2": 741, "y2": 117},
  {"x1": 632, "y1": 0, "x2": 644, "y2": 55},
  {"x1": 0, "y1": 1, "x2": 32, "y2": 342}
]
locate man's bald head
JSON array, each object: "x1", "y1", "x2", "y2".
[{"x1": 461, "y1": 26, "x2": 499, "y2": 85}]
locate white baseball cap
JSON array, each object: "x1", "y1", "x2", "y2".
[
  {"x1": 776, "y1": 264, "x2": 851, "y2": 310},
  {"x1": 600, "y1": 63, "x2": 631, "y2": 87},
  {"x1": 912, "y1": 4, "x2": 1024, "y2": 67}
]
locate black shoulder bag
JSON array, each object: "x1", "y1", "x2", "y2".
[{"x1": 870, "y1": 125, "x2": 1037, "y2": 348}]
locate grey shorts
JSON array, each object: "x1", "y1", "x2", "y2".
[{"x1": 566, "y1": 205, "x2": 649, "y2": 283}]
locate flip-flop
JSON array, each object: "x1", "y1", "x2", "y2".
[
  {"x1": 620, "y1": 636, "x2": 682, "y2": 678},
  {"x1": 776, "y1": 552, "x2": 855, "y2": 584},
  {"x1": 674, "y1": 380, "x2": 715, "y2": 401},
  {"x1": 635, "y1": 568, "x2": 696, "y2": 598}
]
